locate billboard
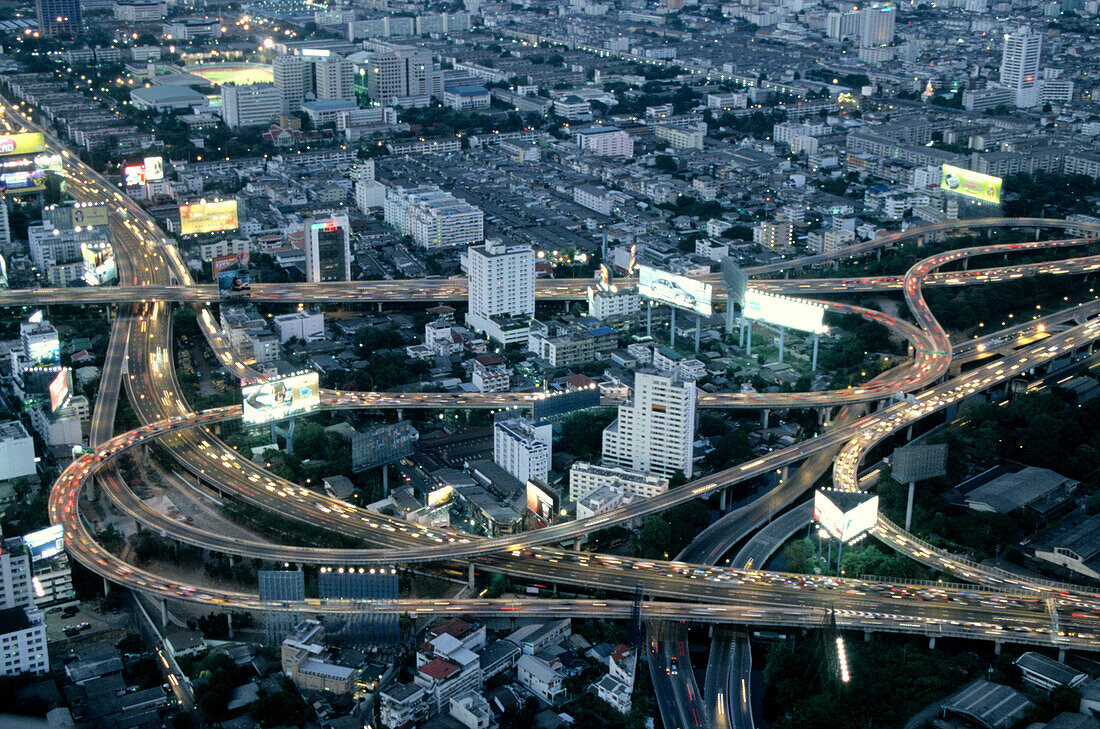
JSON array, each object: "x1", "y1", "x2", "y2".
[
  {"x1": 123, "y1": 156, "x2": 165, "y2": 186},
  {"x1": 217, "y1": 268, "x2": 250, "y2": 297},
  {"x1": 24, "y1": 524, "x2": 64, "y2": 562},
  {"x1": 637, "y1": 265, "x2": 713, "y2": 316},
  {"x1": 941, "y1": 164, "x2": 1002, "y2": 205},
  {"x1": 242, "y1": 372, "x2": 321, "y2": 425},
  {"x1": 0, "y1": 167, "x2": 46, "y2": 193},
  {"x1": 49, "y1": 369, "x2": 69, "y2": 413},
  {"x1": 82, "y1": 243, "x2": 116, "y2": 285},
  {"x1": 891, "y1": 443, "x2": 948, "y2": 483},
  {"x1": 526, "y1": 480, "x2": 558, "y2": 523},
  {"x1": 179, "y1": 200, "x2": 239, "y2": 235},
  {"x1": 813, "y1": 489, "x2": 878, "y2": 543},
  {"x1": 212, "y1": 251, "x2": 250, "y2": 277},
  {"x1": 0, "y1": 132, "x2": 45, "y2": 157},
  {"x1": 47, "y1": 203, "x2": 109, "y2": 230},
  {"x1": 743, "y1": 289, "x2": 827, "y2": 334},
  {"x1": 26, "y1": 338, "x2": 60, "y2": 364}
]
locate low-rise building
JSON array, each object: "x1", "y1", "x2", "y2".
[
  {"x1": 516, "y1": 654, "x2": 565, "y2": 704},
  {"x1": 472, "y1": 354, "x2": 510, "y2": 392},
  {"x1": 281, "y1": 620, "x2": 358, "y2": 694},
  {"x1": 569, "y1": 462, "x2": 669, "y2": 502}
]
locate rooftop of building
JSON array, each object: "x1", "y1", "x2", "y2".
[
  {"x1": 301, "y1": 99, "x2": 359, "y2": 112},
  {"x1": 419, "y1": 657, "x2": 461, "y2": 681},
  {"x1": 1015, "y1": 651, "x2": 1088, "y2": 686},
  {"x1": 941, "y1": 679, "x2": 1032, "y2": 729}
]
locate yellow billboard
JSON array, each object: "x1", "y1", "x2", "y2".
[
  {"x1": 179, "y1": 199, "x2": 239, "y2": 235},
  {"x1": 0, "y1": 132, "x2": 45, "y2": 157},
  {"x1": 941, "y1": 164, "x2": 1002, "y2": 204}
]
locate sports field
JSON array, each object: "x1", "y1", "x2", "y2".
[{"x1": 188, "y1": 66, "x2": 273, "y2": 86}]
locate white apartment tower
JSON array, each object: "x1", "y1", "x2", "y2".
[
  {"x1": 859, "y1": 3, "x2": 895, "y2": 48},
  {"x1": 365, "y1": 47, "x2": 442, "y2": 103},
  {"x1": 314, "y1": 57, "x2": 355, "y2": 102},
  {"x1": 273, "y1": 54, "x2": 309, "y2": 113},
  {"x1": 221, "y1": 83, "x2": 281, "y2": 128},
  {"x1": 306, "y1": 212, "x2": 352, "y2": 282},
  {"x1": 1000, "y1": 27, "x2": 1042, "y2": 108},
  {"x1": 602, "y1": 370, "x2": 696, "y2": 479},
  {"x1": 494, "y1": 418, "x2": 553, "y2": 486},
  {"x1": 465, "y1": 238, "x2": 535, "y2": 344},
  {"x1": 0, "y1": 527, "x2": 48, "y2": 676}
]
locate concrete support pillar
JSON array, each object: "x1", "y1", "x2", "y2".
[
  {"x1": 994, "y1": 641, "x2": 1002, "y2": 655},
  {"x1": 103, "y1": 577, "x2": 111, "y2": 595},
  {"x1": 780, "y1": 465, "x2": 789, "y2": 483},
  {"x1": 928, "y1": 636, "x2": 936, "y2": 649},
  {"x1": 719, "y1": 489, "x2": 728, "y2": 511},
  {"x1": 382, "y1": 464, "x2": 389, "y2": 497},
  {"x1": 229, "y1": 555, "x2": 236, "y2": 567},
  {"x1": 670, "y1": 307, "x2": 677, "y2": 348},
  {"x1": 227, "y1": 613, "x2": 234, "y2": 639},
  {"x1": 812, "y1": 334, "x2": 819, "y2": 371},
  {"x1": 142, "y1": 444, "x2": 150, "y2": 467},
  {"x1": 160, "y1": 599, "x2": 168, "y2": 627},
  {"x1": 864, "y1": 630, "x2": 872, "y2": 642},
  {"x1": 377, "y1": 302, "x2": 383, "y2": 312},
  {"x1": 907, "y1": 423, "x2": 914, "y2": 441},
  {"x1": 726, "y1": 302, "x2": 736, "y2": 336},
  {"x1": 467, "y1": 563, "x2": 475, "y2": 589},
  {"x1": 905, "y1": 482, "x2": 916, "y2": 532},
  {"x1": 745, "y1": 320, "x2": 754, "y2": 356},
  {"x1": 397, "y1": 409, "x2": 404, "y2": 422},
  {"x1": 694, "y1": 314, "x2": 701, "y2": 354},
  {"x1": 647, "y1": 301, "x2": 653, "y2": 337},
  {"x1": 761, "y1": 409, "x2": 770, "y2": 429},
  {"x1": 778, "y1": 327, "x2": 785, "y2": 364},
  {"x1": 1059, "y1": 648, "x2": 1066, "y2": 662}
]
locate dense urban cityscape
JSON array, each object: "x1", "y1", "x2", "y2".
[{"x1": 0, "y1": 0, "x2": 1096, "y2": 727}]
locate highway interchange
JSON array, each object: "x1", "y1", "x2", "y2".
[{"x1": 7, "y1": 101, "x2": 1100, "y2": 727}]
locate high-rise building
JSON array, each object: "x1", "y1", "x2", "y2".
[
  {"x1": 313, "y1": 57, "x2": 355, "y2": 102},
  {"x1": 826, "y1": 9, "x2": 860, "y2": 39},
  {"x1": 493, "y1": 418, "x2": 552, "y2": 486},
  {"x1": 859, "y1": 2, "x2": 895, "y2": 48},
  {"x1": 601, "y1": 370, "x2": 697, "y2": 479},
  {"x1": 0, "y1": 421, "x2": 35, "y2": 482},
  {"x1": 384, "y1": 185, "x2": 483, "y2": 250},
  {"x1": 273, "y1": 54, "x2": 309, "y2": 114},
  {"x1": 221, "y1": 83, "x2": 282, "y2": 128},
  {"x1": 0, "y1": 527, "x2": 48, "y2": 676},
  {"x1": 1000, "y1": 27, "x2": 1042, "y2": 108},
  {"x1": 306, "y1": 212, "x2": 352, "y2": 282},
  {"x1": 363, "y1": 46, "x2": 442, "y2": 103},
  {"x1": 35, "y1": 0, "x2": 81, "y2": 37},
  {"x1": 465, "y1": 238, "x2": 535, "y2": 344},
  {"x1": 21, "y1": 318, "x2": 60, "y2": 365}
]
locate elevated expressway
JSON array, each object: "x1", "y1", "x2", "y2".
[{"x1": 9, "y1": 103, "x2": 1100, "y2": 723}]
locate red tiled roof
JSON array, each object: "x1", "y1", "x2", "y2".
[
  {"x1": 431, "y1": 618, "x2": 473, "y2": 639},
  {"x1": 419, "y1": 658, "x2": 460, "y2": 681},
  {"x1": 565, "y1": 374, "x2": 595, "y2": 388},
  {"x1": 475, "y1": 353, "x2": 504, "y2": 366}
]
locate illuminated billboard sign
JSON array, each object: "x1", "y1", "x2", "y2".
[
  {"x1": 0, "y1": 132, "x2": 45, "y2": 157},
  {"x1": 82, "y1": 243, "x2": 116, "y2": 285},
  {"x1": 218, "y1": 268, "x2": 250, "y2": 297},
  {"x1": 49, "y1": 369, "x2": 69, "y2": 413},
  {"x1": 637, "y1": 265, "x2": 713, "y2": 316},
  {"x1": 526, "y1": 481, "x2": 558, "y2": 524},
  {"x1": 0, "y1": 167, "x2": 46, "y2": 193},
  {"x1": 47, "y1": 203, "x2": 109, "y2": 230},
  {"x1": 813, "y1": 489, "x2": 878, "y2": 543},
  {"x1": 427, "y1": 485, "x2": 454, "y2": 508},
  {"x1": 242, "y1": 372, "x2": 321, "y2": 425},
  {"x1": 941, "y1": 164, "x2": 1002, "y2": 205},
  {"x1": 145, "y1": 156, "x2": 164, "y2": 181},
  {"x1": 123, "y1": 164, "x2": 146, "y2": 187},
  {"x1": 24, "y1": 524, "x2": 64, "y2": 562},
  {"x1": 211, "y1": 251, "x2": 249, "y2": 277},
  {"x1": 179, "y1": 200, "x2": 239, "y2": 235},
  {"x1": 123, "y1": 156, "x2": 165, "y2": 186},
  {"x1": 743, "y1": 289, "x2": 827, "y2": 334}
]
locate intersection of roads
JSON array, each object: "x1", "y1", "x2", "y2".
[{"x1": 7, "y1": 103, "x2": 1100, "y2": 727}]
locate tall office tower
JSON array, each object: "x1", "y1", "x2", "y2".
[
  {"x1": 317, "y1": 567, "x2": 399, "y2": 653},
  {"x1": 1000, "y1": 26, "x2": 1042, "y2": 108},
  {"x1": 859, "y1": 2, "x2": 895, "y2": 48},
  {"x1": 273, "y1": 54, "x2": 309, "y2": 114},
  {"x1": 465, "y1": 238, "x2": 535, "y2": 344},
  {"x1": 306, "y1": 212, "x2": 352, "y2": 282},
  {"x1": 221, "y1": 83, "x2": 282, "y2": 128},
  {"x1": 602, "y1": 370, "x2": 697, "y2": 479},
  {"x1": 36, "y1": 0, "x2": 81, "y2": 36},
  {"x1": 493, "y1": 417, "x2": 553, "y2": 485},
  {"x1": 365, "y1": 46, "x2": 441, "y2": 102},
  {"x1": 826, "y1": 9, "x2": 860, "y2": 39},
  {"x1": 259, "y1": 570, "x2": 305, "y2": 645},
  {"x1": 0, "y1": 527, "x2": 47, "y2": 676},
  {"x1": 313, "y1": 57, "x2": 355, "y2": 101}
]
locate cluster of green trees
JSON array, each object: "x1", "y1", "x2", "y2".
[
  {"x1": 178, "y1": 651, "x2": 253, "y2": 721},
  {"x1": 637, "y1": 500, "x2": 710, "y2": 559},
  {"x1": 554, "y1": 409, "x2": 617, "y2": 461},
  {"x1": 763, "y1": 635, "x2": 982, "y2": 729},
  {"x1": 1003, "y1": 171, "x2": 1100, "y2": 218}
]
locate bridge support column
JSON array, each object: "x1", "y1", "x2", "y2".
[
  {"x1": 103, "y1": 577, "x2": 111, "y2": 595},
  {"x1": 1059, "y1": 648, "x2": 1066, "y2": 663},
  {"x1": 745, "y1": 320, "x2": 754, "y2": 355},
  {"x1": 780, "y1": 465, "x2": 789, "y2": 483},
  {"x1": 397, "y1": 409, "x2": 404, "y2": 422},
  {"x1": 670, "y1": 307, "x2": 677, "y2": 348},
  {"x1": 467, "y1": 564, "x2": 475, "y2": 589},
  {"x1": 928, "y1": 636, "x2": 936, "y2": 649},
  {"x1": 812, "y1": 333, "x2": 819, "y2": 371},
  {"x1": 142, "y1": 445, "x2": 150, "y2": 467},
  {"x1": 382, "y1": 465, "x2": 389, "y2": 497},
  {"x1": 160, "y1": 599, "x2": 168, "y2": 627},
  {"x1": 647, "y1": 302, "x2": 653, "y2": 338},
  {"x1": 907, "y1": 423, "x2": 914, "y2": 441},
  {"x1": 226, "y1": 613, "x2": 234, "y2": 639},
  {"x1": 994, "y1": 641, "x2": 1002, "y2": 655},
  {"x1": 864, "y1": 630, "x2": 872, "y2": 642},
  {"x1": 761, "y1": 409, "x2": 769, "y2": 428},
  {"x1": 778, "y1": 326, "x2": 786, "y2": 363},
  {"x1": 905, "y1": 482, "x2": 916, "y2": 532},
  {"x1": 229, "y1": 555, "x2": 236, "y2": 567},
  {"x1": 719, "y1": 489, "x2": 727, "y2": 511},
  {"x1": 377, "y1": 302, "x2": 383, "y2": 312}
]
